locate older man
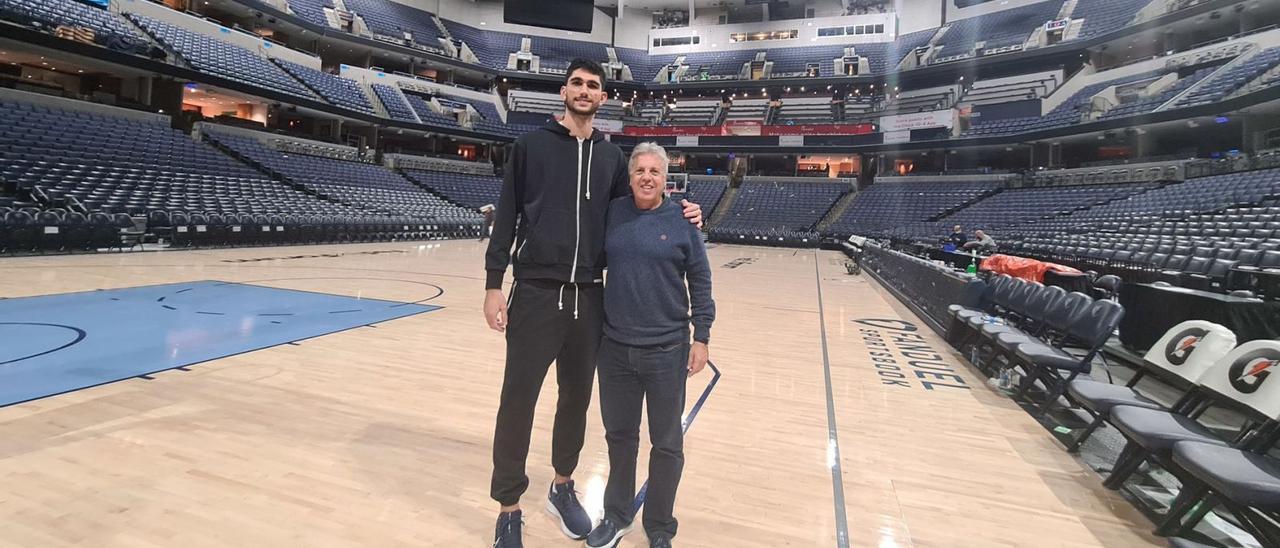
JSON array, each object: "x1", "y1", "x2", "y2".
[
  {"x1": 962, "y1": 229, "x2": 997, "y2": 252},
  {"x1": 586, "y1": 142, "x2": 714, "y2": 548}
]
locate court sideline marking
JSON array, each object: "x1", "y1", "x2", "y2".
[{"x1": 813, "y1": 250, "x2": 851, "y2": 548}]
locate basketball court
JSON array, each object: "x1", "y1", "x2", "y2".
[{"x1": 0, "y1": 241, "x2": 1161, "y2": 546}]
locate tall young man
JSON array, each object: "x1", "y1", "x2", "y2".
[{"x1": 483, "y1": 59, "x2": 701, "y2": 548}]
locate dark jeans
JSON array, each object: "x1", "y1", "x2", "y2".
[
  {"x1": 490, "y1": 279, "x2": 603, "y2": 506},
  {"x1": 598, "y1": 336, "x2": 688, "y2": 538}
]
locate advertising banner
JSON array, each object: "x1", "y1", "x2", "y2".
[{"x1": 879, "y1": 110, "x2": 954, "y2": 132}]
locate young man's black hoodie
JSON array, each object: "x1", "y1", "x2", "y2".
[{"x1": 485, "y1": 119, "x2": 629, "y2": 291}]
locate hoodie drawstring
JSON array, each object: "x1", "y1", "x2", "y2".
[
  {"x1": 556, "y1": 283, "x2": 581, "y2": 319},
  {"x1": 585, "y1": 140, "x2": 594, "y2": 201}
]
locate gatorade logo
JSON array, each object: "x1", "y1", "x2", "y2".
[
  {"x1": 1163, "y1": 328, "x2": 1208, "y2": 366},
  {"x1": 1227, "y1": 348, "x2": 1280, "y2": 394}
]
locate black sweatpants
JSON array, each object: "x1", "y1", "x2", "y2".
[{"x1": 491, "y1": 278, "x2": 604, "y2": 506}]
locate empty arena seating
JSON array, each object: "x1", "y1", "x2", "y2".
[
  {"x1": 371, "y1": 83, "x2": 420, "y2": 122},
  {"x1": 529, "y1": 35, "x2": 608, "y2": 70},
  {"x1": 686, "y1": 179, "x2": 728, "y2": 220},
  {"x1": 775, "y1": 96, "x2": 836, "y2": 124},
  {"x1": 681, "y1": 50, "x2": 760, "y2": 79},
  {"x1": 285, "y1": 0, "x2": 332, "y2": 27},
  {"x1": 401, "y1": 169, "x2": 501, "y2": 210},
  {"x1": 960, "y1": 74, "x2": 1058, "y2": 107},
  {"x1": 443, "y1": 19, "x2": 522, "y2": 69},
  {"x1": 507, "y1": 89, "x2": 562, "y2": 117},
  {"x1": 931, "y1": 0, "x2": 1063, "y2": 62},
  {"x1": 403, "y1": 93, "x2": 459, "y2": 127},
  {"x1": 129, "y1": 15, "x2": 318, "y2": 102},
  {"x1": 965, "y1": 67, "x2": 1213, "y2": 136},
  {"x1": 206, "y1": 128, "x2": 479, "y2": 223},
  {"x1": 963, "y1": 115, "x2": 1043, "y2": 136},
  {"x1": 450, "y1": 95, "x2": 518, "y2": 135},
  {"x1": 425, "y1": 91, "x2": 513, "y2": 136},
  {"x1": 343, "y1": 0, "x2": 443, "y2": 50},
  {"x1": 709, "y1": 181, "x2": 848, "y2": 244},
  {"x1": 273, "y1": 59, "x2": 375, "y2": 114},
  {"x1": 724, "y1": 98, "x2": 769, "y2": 122},
  {"x1": 893, "y1": 28, "x2": 937, "y2": 59},
  {"x1": 632, "y1": 99, "x2": 667, "y2": 123},
  {"x1": 929, "y1": 181, "x2": 1160, "y2": 236},
  {"x1": 768, "y1": 97, "x2": 839, "y2": 125},
  {"x1": 1036, "y1": 69, "x2": 1171, "y2": 128},
  {"x1": 666, "y1": 99, "x2": 720, "y2": 125},
  {"x1": 614, "y1": 47, "x2": 677, "y2": 82},
  {"x1": 883, "y1": 86, "x2": 955, "y2": 114},
  {"x1": 503, "y1": 111, "x2": 553, "y2": 134},
  {"x1": 508, "y1": 90, "x2": 622, "y2": 123},
  {"x1": 1173, "y1": 46, "x2": 1280, "y2": 107},
  {"x1": 0, "y1": 0, "x2": 148, "y2": 47},
  {"x1": 0, "y1": 100, "x2": 343, "y2": 217},
  {"x1": 1071, "y1": 0, "x2": 1152, "y2": 39},
  {"x1": 765, "y1": 45, "x2": 847, "y2": 77},
  {"x1": 824, "y1": 179, "x2": 1001, "y2": 238},
  {"x1": 1097, "y1": 67, "x2": 1215, "y2": 120},
  {"x1": 842, "y1": 95, "x2": 881, "y2": 121},
  {"x1": 840, "y1": 41, "x2": 891, "y2": 75},
  {"x1": 1027, "y1": 168, "x2": 1280, "y2": 234},
  {"x1": 985, "y1": 168, "x2": 1280, "y2": 287}
]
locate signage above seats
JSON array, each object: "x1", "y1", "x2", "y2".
[
  {"x1": 623, "y1": 123, "x2": 875, "y2": 137},
  {"x1": 1044, "y1": 19, "x2": 1070, "y2": 32},
  {"x1": 879, "y1": 109, "x2": 956, "y2": 132}
]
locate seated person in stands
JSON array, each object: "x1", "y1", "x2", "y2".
[
  {"x1": 962, "y1": 229, "x2": 996, "y2": 252},
  {"x1": 946, "y1": 225, "x2": 967, "y2": 247}
]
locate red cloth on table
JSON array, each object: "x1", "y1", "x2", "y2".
[{"x1": 979, "y1": 254, "x2": 1082, "y2": 283}]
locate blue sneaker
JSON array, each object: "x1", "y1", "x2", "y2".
[
  {"x1": 586, "y1": 518, "x2": 633, "y2": 548},
  {"x1": 649, "y1": 533, "x2": 672, "y2": 548},
  {"x1": 493, "y1": 510, "x2": 523, "y2": 548},
  {"x1": 545, "y1": 480, "x2": 592, "y2": 539}
]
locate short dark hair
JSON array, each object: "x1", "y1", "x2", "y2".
[{"x1": 564, "y1": 58, "x2": 606, "y2": 86}]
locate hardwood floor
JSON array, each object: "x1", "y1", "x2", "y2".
[{"x1": 0, "y1": 241, "x2": 1161, "y2": 547}]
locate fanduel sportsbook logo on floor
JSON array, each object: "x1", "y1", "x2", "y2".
[{"x1": 854, "y1": 319, "x2": 969, "y2": 391}]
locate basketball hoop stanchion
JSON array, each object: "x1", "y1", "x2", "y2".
[{"x1": 665, "y1": 173, "x2": 688, "y2": 202}]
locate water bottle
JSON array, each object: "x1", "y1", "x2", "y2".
[{"x1": 966, "y1": 258, "x2": 978, "y2": 275}]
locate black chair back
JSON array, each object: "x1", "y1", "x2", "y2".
[
  {"x1": 1067, "y1": 299, "x2": 1126, "y2": 353},
  {"x1": 1043, "y1": 292, "x2": 1092, "y2": 333}
]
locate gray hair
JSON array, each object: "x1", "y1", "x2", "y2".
[{"x1": 629, "y1": 141, "x2": 669, "y2": 173}]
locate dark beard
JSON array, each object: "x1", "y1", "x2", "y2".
[{"x1": 564, "y1": 97, "x2": 600, "y2": 117}]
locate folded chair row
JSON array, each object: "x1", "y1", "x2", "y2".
[{"x1": 948, "y1": 276, "x2": 1280, "y2": 546}]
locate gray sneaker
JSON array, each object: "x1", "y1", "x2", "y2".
[
  {"x1": 585, "y1": 518, "x2": 633, "y2": 548},
  {"x1": 649, "y1": 534, "x2": 673, "y2": 548}
]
